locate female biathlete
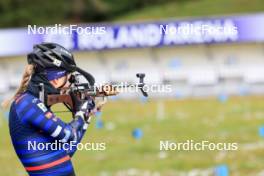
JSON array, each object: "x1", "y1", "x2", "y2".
[{"x1": 2, "y1": 43, "x2": 99, "y2": 176}]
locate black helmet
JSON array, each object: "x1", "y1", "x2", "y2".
[
  {"x1": 28, "y1": 43, "x2": 76, "y2": 73},
  {"x1": 28, "y1": 43, "x2": 95, "y2": 86}
]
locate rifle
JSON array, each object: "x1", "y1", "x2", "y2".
[{"x1": 44, "y1": 73, "x2": 148, "y2": 114}]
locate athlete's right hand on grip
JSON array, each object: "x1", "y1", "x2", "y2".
[{"x1": 71, "y1": 93, "x2": 95, "y2": 123}]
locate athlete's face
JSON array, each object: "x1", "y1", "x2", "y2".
[{"x1": 49, "y1": 74, "x2": 71, "y2": 89}]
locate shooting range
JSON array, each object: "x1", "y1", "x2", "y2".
[{"x1": 1, "y1": 0, "x2": 264, "y2": 175}]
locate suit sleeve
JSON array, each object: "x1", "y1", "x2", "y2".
[{"x1": 15, "y1": 95, "x2": 88, "y2": 153}]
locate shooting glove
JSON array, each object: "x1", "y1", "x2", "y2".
[{"x1": 71, "y1": 93, "x2": 95, "y2": 123}]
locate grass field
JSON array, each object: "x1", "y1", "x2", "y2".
[{"x1": 1, "y1": 96, "x2": 264, "y2": 176}]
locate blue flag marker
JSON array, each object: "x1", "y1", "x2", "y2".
[
  {"x1": 215, "y1": 165, "x2": 229, "y2": 176},
  {"x1": 95, "y1": 120, "x2": 104, "y2": 129},
  {"x1": 95, "y1": 111, "x2": 102, "y2": 117},
  {"x1": 132, "y1": 128, "x2": 143, "y2": 139},
  {"x1": 218, "y1": 93, "x2": 228, "y2": 103},
  {"x1": 259, "y1": 126, "x2": 264, "y2": 137},
  {"x1": 140, "y1": 96, "x2": 148, "y2": 103},
  {"x1": 95, "y1": 111, "x2": 103, "y2": 129}
]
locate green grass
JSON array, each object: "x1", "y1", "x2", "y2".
[
  {"x1": 1, "y1": 96, "x2": 264, "y2": 175},
  {"x1": 114, "y1": 0, "x2": 264, "y2": 22}
]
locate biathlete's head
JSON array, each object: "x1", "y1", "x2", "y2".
[
  {"x1": 2, "y1": 43, "x2": 95, "y2": 108},
  {"x1": 26, "y1": 43, "x2": 76, "y2": 97}
]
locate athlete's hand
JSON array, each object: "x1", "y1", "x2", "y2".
[
  {"x1": 76, "y1": 97, "x2": 95, "y2": 123},
  {"x1": 71, "y1": 93, "x2": 95, "y2": 123}
]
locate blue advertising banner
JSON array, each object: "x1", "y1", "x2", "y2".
[{"x1": 0, "y1": 13, "x2": 264, "y2": 57}]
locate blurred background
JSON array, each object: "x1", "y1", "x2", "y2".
[{"x1": 1, "y1": 0, "x2": 264, "y2": 176}]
